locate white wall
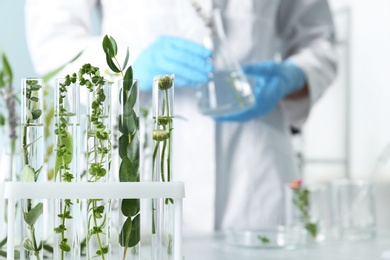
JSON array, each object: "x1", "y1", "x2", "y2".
[
  {"x1": 349, "y1": 0, "x2": 390, "y2": 180},
  {"x1": 0, "y1": 0, "x2": 36, "y2": 84},
  {"x1": 302, "y1": 0, "x2": 390, "y2": 183}
]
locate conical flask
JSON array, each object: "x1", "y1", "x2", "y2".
[{"x1": 197, "y1": 8, "x2": 255, "y2": 117}]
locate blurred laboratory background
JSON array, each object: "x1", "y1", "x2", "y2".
[{"x1": 1, "y1": 0, "x2": 390, "y2": 230}]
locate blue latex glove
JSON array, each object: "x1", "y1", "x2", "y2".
[
  {"x1": 133, "y1": 36, "x2": 213, "y2": 91},
  {"x1": 215, "y1": 61, "x2": 306, "y2": 122}
]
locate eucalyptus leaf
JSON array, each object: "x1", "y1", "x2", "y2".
[
  {"x1": 118, "y1": 214, "x2": 141, "y2": 248},
  {"x1": 105, "y1": 53, "x2": 120, "y2": 73},
  {"x1": 118, "y1": 111, "x2": 138, "y2": 135},
  {"x1": 21, "y1": 165, "x2": 35, "y2": 182},
  {"x1": 24, "y1": 202, "x2": 43, "y2": 226},
  {"x1": 121, "y1": 199, "x2": 140, "y2": 217},
  {"x1": 105, "y1": 56, "x2": 120, "y2": 74},
  {"x1": 123, "y1": 66, "x2": 133, "y2": 92},
  {"x1": 122, "y1": 47, "x2": 130, "y2": 71},
  {"x1": 118, "y1": 216, "x2": 132, "y2": 247},
  {"x1": 118, "y1": 135, "x2": 130, "y2": 159},
  {"x1": 102, "y1": 35, "x2": 115, "y2": 57},
  {"x1": 119, "y1": 157, "x2": 139, "y2": 182},
  {"x1": 127, "y1": 214, "x2": 140, "y2": 247},
  {"x1": 127, "y1": 134, "x2": 140, "y2": 162},
  {"x1": 109, "y1": 36, "x2": 118, "y2": 57},
  {"x1": 125, "y1": 81, "x2": 138, "y2": 112}
]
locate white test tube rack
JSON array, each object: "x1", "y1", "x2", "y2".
[{"x1": 0, "y1": 181, "x2": 185, "y2": 260}]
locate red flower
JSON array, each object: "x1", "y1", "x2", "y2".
[{"x1": 289, "y1": 179, "x2": 302, "y2": 190}]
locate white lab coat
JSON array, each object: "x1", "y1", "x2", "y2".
[{"x1": 25, "y1": 0, "x2": 337, "y2": 234}]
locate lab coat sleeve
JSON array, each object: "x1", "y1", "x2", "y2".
[
  {"x1": 276, "y1": 0, "x2": 338, "y2": 128},
  {"x1": 24, "y1": 0, "x2": 107, "y2": 77}
]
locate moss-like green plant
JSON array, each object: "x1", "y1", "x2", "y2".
[
  {"x1": 78, "y1": 63, "x2": 111, "y2": 259},
  {"x1": 53, "y1": 73, "x2": 77, "y2": 259}
]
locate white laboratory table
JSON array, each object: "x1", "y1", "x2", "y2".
[{"x1": 183, "y1": 231, "x2": 390, "y2": 260}]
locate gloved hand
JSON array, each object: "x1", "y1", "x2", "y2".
[
  {"x1": 215, "y1": 61, "x2": 306, "y2": 122},
  {"x1": 133, "y1": 36, "x2": 213, "y2": 91}
]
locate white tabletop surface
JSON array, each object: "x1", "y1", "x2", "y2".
[{"x1": 183, "y1": 231, "x2": 390, "y2": 260}]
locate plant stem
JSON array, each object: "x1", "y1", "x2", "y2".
[
  {"x1": 122, "y1": 246, "x2": 128, "y2": 260},
  {"x1": 92, "y1": 201, "x2": 105, "y2": 260},
  {"x1": 165, "y1": 89, "x2": 172, "y2": 182}
]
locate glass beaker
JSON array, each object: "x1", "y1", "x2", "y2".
[
  {"x1": 330, "y1": 179, "x2": 376, "y2": 240},
  {"x1": 197, "y1": 8, "x2": 255, "y2": 117}
]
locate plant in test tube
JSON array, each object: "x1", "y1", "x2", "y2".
[{"x1": 103, "y1": 35, "x2": 141, "y2": 259}]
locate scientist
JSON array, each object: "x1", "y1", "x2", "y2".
[{"x1": 25, "y1": 0, "x2": 337, "y2": 233}]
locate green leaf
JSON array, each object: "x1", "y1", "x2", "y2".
[
  {"x1": 258, "y1": 236, "x2": 270, "y2": 244},
  {"x1": 43, "y1": 242, "x2": 54, "y2": 253},
  {"x1": 109, "y1": 36, "x2": 118, "y2": 57},
  {"x1": 22, "y1": 238, "x2": 34, "y2": 251},
  {"x1": 0, "y1": 114, "x2": 5, "y2": 126},
  {"x1": 118, "y1": 135, "x2": 130, "y2": 159},
  {"x1": 118, "y1": 111, "x2": 138, "y2": 135},
  {"x1": 122, "y1": 47, "x2": 130, "y2": 70},
  {"x1": 105, "y1": 53, "x2": 121, "y2": 73},
  {"x1": 96, "y1": 246, "x2": 108, "y2": 255},
  {"x1": 0, "y1": 70, "x2": 4, "y2": 88},
  {"x1": 125, "y1": 81, "x2": 138, "y2": 110},
  {"x1": 119, "y1": 214, "x2": 140, "y2": 248},
  {"x1": 119, "y1": 217, "x2": 132, "y2": 247},
  {"x1": 24, "y1": 202, "x2": 43, "y2": 226},
  {"x1": 127, "y1": 134, "x2": 140, "y2": 162},
  {"x1": 305, "y1": 222, "x2": 318, "y2": 238},
  {"x1": 29, "y1": 96, "x2": 39, "y2": 102},
  {"x1": 55, "y1": 130, "x2": 73, "y2": 177},
  {"x1": 60, "y1": 241, "x2": 71, "y2": 252},
  {"x1": 21, "y1": 165, "x2": 35, "y2": 182},
  {"x1": 119, "y1": 157, "x2": 139, "y2": 182},
  {"x1": 0, "y1": 237, "x2": 7, "y2": 247},
  {"x1": 0, "y1": 249, "x2": 20, "y2": 258},
  {"x1": 102, "y1": 35, "x2": 115, "y2": 57},
  {"x1": 2, "y1": 51, "x2": 13, "y2": 85},
  {"x1": 31, "y1": 109, "x2": 42, "y2": 120},
  {"x1": 123, "y1": 66, "x2": 133, "y2": 92},
  {"x1": 127, "y1": 214, "x2": 140, "y2": 247},
  {"x1": 121, "y1": 199, "x2": 140, "y2": 217},
  {"x1": 35, "y1": 165, "x2": 43, "y2": 181}
]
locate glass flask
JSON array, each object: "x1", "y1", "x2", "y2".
[{"x1": 197, "y1": 8, "x2": 255, "y2": 117}]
